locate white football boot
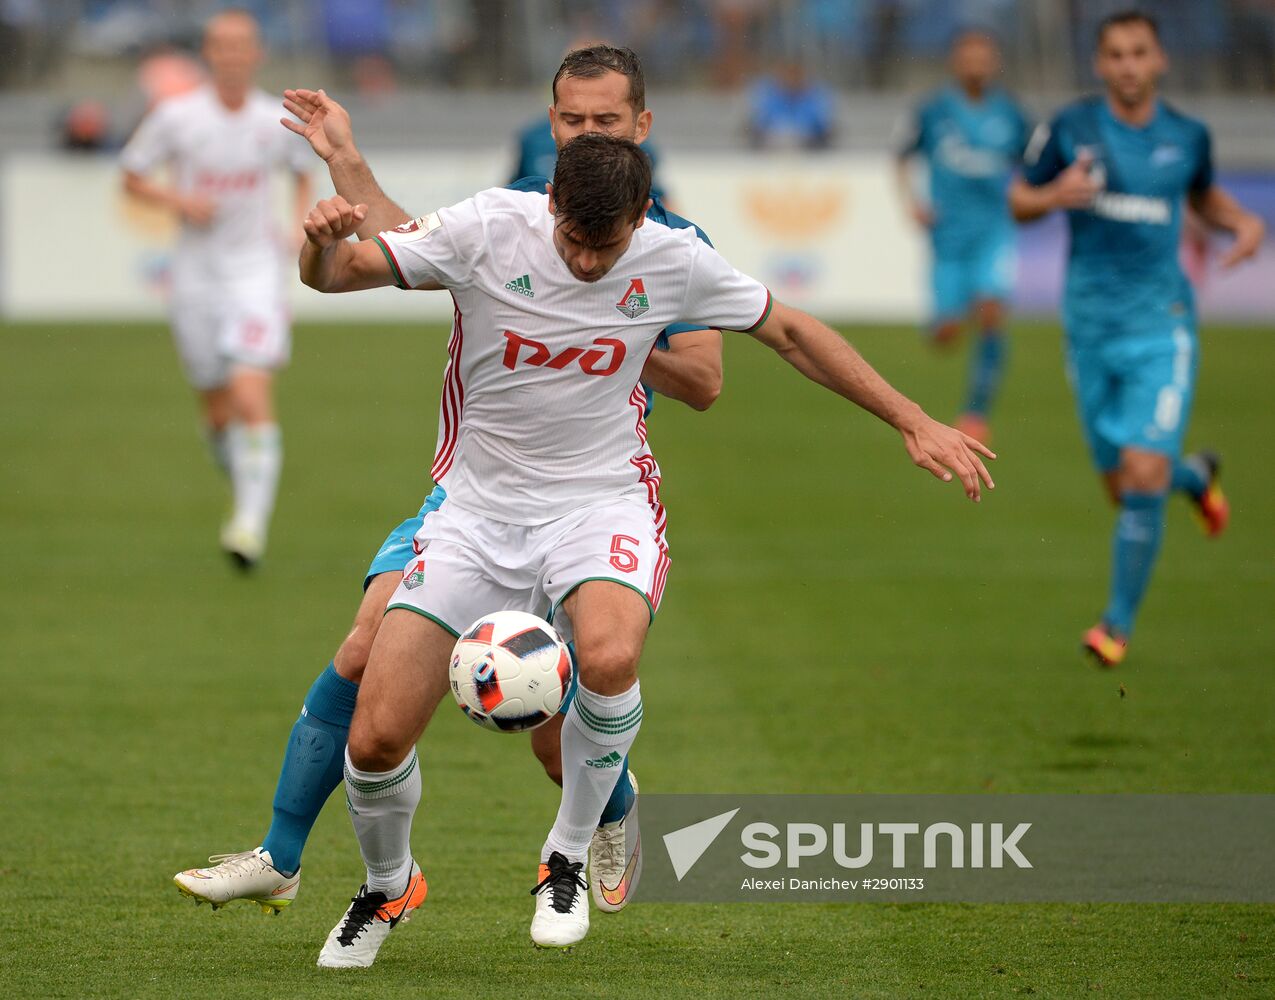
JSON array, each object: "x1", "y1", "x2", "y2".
[
  {"x1": 530, "y1": 851, "x2": 589, "y2": 949},
  {"x1": 220, "y1": 520, "x2": 265, "y2": 571},
  {"x1": 317, "y1": 862, "x2": 428, "y2": 969},
  {"x1": 173, "y1": 848, "x2": 299, "y2": 914},
  {"x1": 590, "y1": 771, "x2": 641, "y2": 913}
]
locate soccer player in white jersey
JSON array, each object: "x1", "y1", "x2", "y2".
[
  {"x1": 172, "y1": 48, "x2": 722, "y2": 918},
  {"x1": 121, "y1": 9, "x2": 312, "y2": 568},
  {"x1": 296, "y1": 134, "x2": 994, "y2": 965}
]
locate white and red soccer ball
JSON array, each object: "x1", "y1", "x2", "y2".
[{"x1": 449, "y1": 611, "x2": 574, "y2": 733}]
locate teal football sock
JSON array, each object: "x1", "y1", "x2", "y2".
[
  {"x1": 1170, "y1": 455, "x2": 1208, "y2": 500},
  {"x1": 963, "y1": 330, "x2": 1007, "y2": 417},
  {"x1": 261, "y1": 663, "x2": 358, "y2": 876},
  {"x1": 599, "y1": 756, "x2": 634, "y2": 825},
  {"x1": 1102, "y1": 492, "x2": 1167, "y2": 638}
]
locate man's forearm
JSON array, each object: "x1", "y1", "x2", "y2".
[
  {"x1": 327, "y1": 149, "x2": 410, "y2": 239},
  {"x1": 640, "y1": 340, "x2": 722, "y2": 411},
  {"x1": 299, "y1": 237, "x2": 355, "y2": 292},
  {"x1": 1008, "y1": 180, "x2": 1056, "y2": 222},
  {"x1": 122, "y1": 173, "x2": 182, "y2": 215},
  {"x1": 1191, "y1": 185, "x2": 1246, "y2": 234},
  {"x1": 782, "y1": 311, "x2": 924, "y2": 430}
]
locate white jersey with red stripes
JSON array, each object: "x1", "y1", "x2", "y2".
[
  {"x1": 120, "y1": 84, "x2": 311, "y2": 289},
  {"x1": 373, "y1": 187, "x2": 771, "y2": 527}
]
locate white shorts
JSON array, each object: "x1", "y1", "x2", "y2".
[
  {"x1": 170, "y1": 281, "x2": 291, "y2": 390},
  {"x1": 386, "y1": 494, "x2": 671, "y2": 643}
]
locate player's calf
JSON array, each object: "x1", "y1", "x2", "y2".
[
  {"x1": 332, "y1": 572, "x2": 398, "y2": 682},
  {"x1": 531, "y1": 712, "x2": 566, "y2": 786}
]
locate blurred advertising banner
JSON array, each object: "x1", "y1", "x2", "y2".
[{"x1": 2, "y1": 152, "x2": 1271, "y2": 322}]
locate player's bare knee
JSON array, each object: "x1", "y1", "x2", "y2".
[
  {"x1": 346, "y1": 721, "x2": 410, "y2": 773},
  {"x1": 333, "y1": 628, "x2": 373, "y2": 681},
  {"x1": 1119, "y1": 451, "x2": 1171, "y2": 494},
  {"x1": 574, "y1": 637, "x2": 641, "y2": 695},
  {"x1": 976, "y1": 300, "x2": 1005, "y2": 331}
]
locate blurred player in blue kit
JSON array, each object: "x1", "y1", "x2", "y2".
[
  {"x1": 1010, "y1": 10, "x2": 1264, "y2": 666},
  {"x1": 897, "y1": 29, "x2": 1032, "y2": 444}
]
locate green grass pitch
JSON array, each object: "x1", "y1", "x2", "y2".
[{"x1": 2, "y1": 319, "x2": 1272, "y2": 998}]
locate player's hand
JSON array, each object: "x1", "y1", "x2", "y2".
[
  {"x1": 179, "y1": 193, "x2": 216, "y2": 227},
  {"x1": 303, "y1": 196, "x2": 368, "y2": 247},
  {"x1": 282, "y1": 88, "x2": 355, "y2": 163},
  {"x1": 1051, "y1": 151, "x2": 1100, "y2": 210},
  {"x1": 899, "y1": 413, "x2": 997, "y2": 502},
  {"x1": 1220, "y1": 212, "x2": 1265, "y2": 268}
]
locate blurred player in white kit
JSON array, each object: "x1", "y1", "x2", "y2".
[{"x1": 121, "y1": 8, "x2": 312, "y2": 568}]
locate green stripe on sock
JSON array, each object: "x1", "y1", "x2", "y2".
[
  {"x1": 575, "y1": 701, "x2": 643, "y2": 735},
  {"x1": 575, "y1": 700, "x2": 643, "y2": 727},
  {"x1": 346, "y1": 753, "x2": 417, "y2": 796}
]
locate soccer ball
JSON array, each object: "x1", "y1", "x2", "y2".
[{"x1": 449, "y1": 611, "x2": 574, "y2": 733}]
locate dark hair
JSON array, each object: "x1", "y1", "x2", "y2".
[
  {"x1": 551, "y1": 45, "x2": 646, "y2": 113},
  {"x1": 1097, "y1": 10, "x2": 1160, "y2": 45},
  {"x1": 551, "y1": 134, "x2": 651, "y2": 248}
]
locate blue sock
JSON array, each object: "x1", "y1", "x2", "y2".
[
  {"x1": 963, "y1": 331, "x2": 1007, "y2": 416},
  {"x1": 599, "y1": 756, "x2": 634, "y2": 825},
  {"x1": 1170, "y1": 455, "x2": 1207, "y2": 500},
  {"x1": 261, "y1": 663, "x2": 359, "y2": 876},
  {"x1": 1102, "y1": 492, "x2": 1167, "y2": 638}
]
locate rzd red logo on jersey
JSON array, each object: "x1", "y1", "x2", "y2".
[{"x1": 502, "y1": 331, "x2": 626, "y2": 377}]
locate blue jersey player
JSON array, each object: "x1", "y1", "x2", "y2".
[
  {"x1": 1010, "y1": 11, "x2": 1264, "y2": 666},
  {"x1": 510, "y1": 115, "x2": 667, "y2": 203},
  {"x1": 898, "y1": 29, "x2": 1031, "y2": 444},
  {"x1": 175, "y1": 46, "x2": 725, "y2": 918}
]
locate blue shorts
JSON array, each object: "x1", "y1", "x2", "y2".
[
  {"x1": 363, "y1": 485, "x2": 448, "y2": 590},
  {"x1": 1064, "y1": 318, "x2": 1198, "y2": 473},
  {"x1": 931, "y1": 233, "x2": 1016, "y2": 325}
]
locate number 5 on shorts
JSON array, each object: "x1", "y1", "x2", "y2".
[{"x1": 609, "y1": 534, "x2": 640, "y2": 573}]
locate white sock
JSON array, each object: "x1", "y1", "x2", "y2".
[
  {"x1": 228, "y1": 422, "x2": 282, "y2": 537},
  {"x1": 203, "y1": 426, "x2": 232, "y2": 478},
  {"x1": 344, "y1": 748, "x2": 421, "y2": 895},
  {"x1": 543, "y1": 681, "x2": 642, "y2": 862}
]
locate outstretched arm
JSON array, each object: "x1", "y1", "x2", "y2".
[
  {"x1": 282, "y1": 88, "x2": 410, "y2": 238},
  {"x1": 640, "y1": 329, "x2": 723, "y2": 411},
  {"x1": 751, "y1": 301, "x2": 995, "y2": 501},
  {"x1": 1189, "y1": 184, "x2": 1265, "y2": 268}
]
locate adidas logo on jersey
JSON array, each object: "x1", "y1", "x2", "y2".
[{"x1": 505, "y1": 274, "x2": 534, "y2": 297}]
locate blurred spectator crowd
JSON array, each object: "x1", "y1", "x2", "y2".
[{"x1": 5, "y1": 0, "x2": 1275, "y2": 95}]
